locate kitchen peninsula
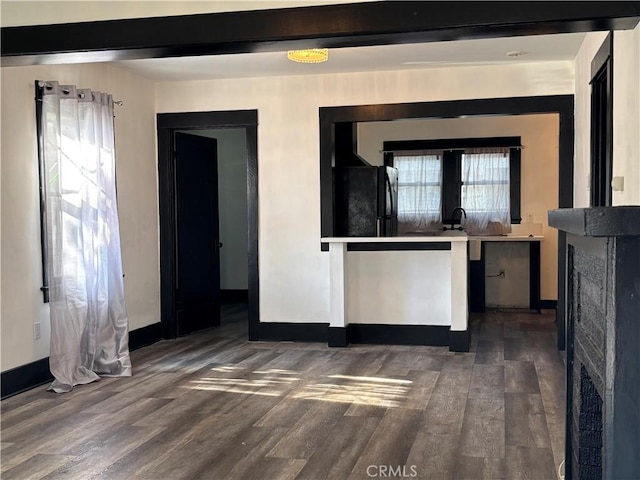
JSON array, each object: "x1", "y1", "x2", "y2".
[
  {"x1": 322, "y1": 233, "x2": 543, "y2": 352},
  {"x1": 322, "y1": 234, "x2": 470, "y2": 352}
]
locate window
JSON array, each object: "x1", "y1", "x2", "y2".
[
  {"x1": 384, "y1": 137, "x2": 521, "y2": 235},
  {"x1": 394, "y1": 152, "x2": 443, "y2": 233},
  {"x1": 35, "y1": 80, "x2": 131, "y2": 391}
]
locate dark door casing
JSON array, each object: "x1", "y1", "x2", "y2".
[
  {"x1": 589, "y1": 32, "x2": 614, "y2": 208},
  {"x1": 174, "y1": 132, "x2": 221, "y2": 335}
]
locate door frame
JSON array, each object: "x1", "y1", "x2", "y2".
[
  {"x1": 157, "y1": 110, "x2": 259, "y2": 340},
  {"x1": 320, "y1": 95, "x2": 574, "y2": 350}
]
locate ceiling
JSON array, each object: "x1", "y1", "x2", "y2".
[{"x1": 112, "y1": 32, "x2": 586, "y2": 82}]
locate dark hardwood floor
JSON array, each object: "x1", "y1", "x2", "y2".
[{"x1": 1, "y1": 305, "x2": 565, "y2": 479}]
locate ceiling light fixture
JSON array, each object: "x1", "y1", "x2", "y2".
[{"x1": 287, "y1": 49, "x2": 329, "y2": 64}]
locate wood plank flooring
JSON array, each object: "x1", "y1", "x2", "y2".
[{"x1": 1, "y1": 306, "x2": 565, "y2": 479}]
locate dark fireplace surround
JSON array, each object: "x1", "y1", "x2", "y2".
[{"x1": 549, "y1": 207, "x2": 640, "y2": 480}]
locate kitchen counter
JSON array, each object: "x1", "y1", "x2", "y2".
[
  {"x1": 471, "y1": 234, "x2": 543, "y2": 242},
  {"x1": 322, "y1": 234, "x2": 468, "y2": 243},
  {"x1": 322, "y1": 233, "x2": 545, "y2": 351},
  {"x1": 323, "y1": 234, "x2": 542, "y2": 243},
  {"x1": 323, "y1": 235, "x2": 469, "y2": 351}
]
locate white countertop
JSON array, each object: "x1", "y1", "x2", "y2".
[
  {"x1": 472, "y1": 235, "x2": 543, "y2": 242},
  {"x1": 322, "y1": 234, "x2": 542, "y2": 243},
  {"x1": 322, "y1": 235, "x2": 469, "y2": 243}
]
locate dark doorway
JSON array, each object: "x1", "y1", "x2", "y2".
[
  {"x1": 174, "y1": 132, "x2": 221, "y2": 335},
  {"x1": 157, "y1": 110, "x2": 259, "y2": 341}
]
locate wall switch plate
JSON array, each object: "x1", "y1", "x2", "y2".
[{"x1": 34, "y1": 322, "x2": 41, "y2": 340}]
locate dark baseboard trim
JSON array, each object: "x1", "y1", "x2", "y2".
[
  {"x1": 540, "y1": 299, "x2": 558, "y2": 309},
  {"x1": 1, "y1": 357, "x2": 52, "y2": 400},
  {"x1": 347, "y1": 242, "x2": 451, "y2": 251},
  {"x1": 449, "y1": 329, "x2": 471, "y2": 352},
  {"x1": 1, "y1": 323, "x2": 164, "y2": 400},
  {"x1": 328, "y1": 327, "x2": 349, "y2": 347},
  {"x1": 129, "y1": 322, "x2": 163, "y2": 351},
  {"x1": 255, "y1": 322, "x2": 470, "y2": 349},
  {"x1": 220, "y1": 289, "x2": 249, "y2": 304},
  {"x1": 255, "y1": 322, "x2": 328, "y2": 343},
  {"x1": 349, "y1": 324, "x2": 450, "y2": 346}
]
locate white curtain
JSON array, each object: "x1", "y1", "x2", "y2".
[
  {"x1": 41, "y1": 81, "x2": 131, "y2": 393},
  {"x1": 395, "y1": 152, "x2": 443, "y2": 234},
  {"x1": 461, "y1": 148, "x2": 512, "y2": 235}
]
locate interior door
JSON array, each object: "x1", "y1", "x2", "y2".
[{"x1": 175, "y1": 132, "x2": 221, "y2": 335}]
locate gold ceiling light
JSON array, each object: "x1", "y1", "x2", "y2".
[{"x1": 287, "y1": 48, "x2": 329, "y2": 64}]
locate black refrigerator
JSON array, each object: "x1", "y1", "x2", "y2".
[{"x1": 335, "y1": 166, "x2": 398, "y2": 237}]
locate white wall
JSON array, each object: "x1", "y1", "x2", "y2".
[
  {"x1": 612, "y1": 25, "x2": 640, "y2": 205},
  {"x1": 573, "y1": 31, "x2": 610, "y2": 207},
  {"x1": 187, "y1": 129, "x2": 248, "y2": 290},
  {"x1": 358, "y1": 114, "x2": 560, "y2": 301},
  {"x1": 574, "y1": 26, "x2": 640, "y2": 207},
  {"x1": 1, "y1": 64, "x2": 159, "y2": 371},
  {"x1": 156, "y1": 61, "x2": 573, "y2": 324},
  {"x1": 0, "y1": 0, "x2": 376, "y2": 27},
  {"x1": 347, "y1": 250, "x2": 452, "y2": 325}
]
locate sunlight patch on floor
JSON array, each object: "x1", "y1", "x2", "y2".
[
  {"x1": 183, "y1": 365, "x2": 414, "y2": 407},
  {"x1": 292, "y1": 379, "x2": 410, "y2": 407},
  {"x1": 210, "y1": 365, "x2": 243, "y2": 372},
  {"x1": 184, "y1": 385, "x2": 281, "y2": 396},
  {"x1": 253, "y1": 369, "x2": 298, "y2": 375},
  {"x1": 328, "y1": 374, "x2": 413, "y2": 385}
]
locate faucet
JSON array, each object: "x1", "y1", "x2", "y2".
[{"x1": 444, "y1": 207, "x2": 467, "y2": 231}]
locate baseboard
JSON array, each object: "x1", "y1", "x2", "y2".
[
  {"x1": 328, "y1": 327, "x2": 349, "y2": 347},
  {"x1": 349, "y1": 324, "x2": 450, "y2": 347},
  {"x1": 256, "y1": 322, "x2": 468, "y2": 350},
  {"x1": 1, "y1": 323, "x2": 163, "y2": 400},
  {"x1": 1, "y1": 357, "x2": 52, "y2": 400},
  {"x1": 255, "y1": 322, "x2": 328, "y2": 343},
  {"x1": 220, "y1": 289, "x2": 249, "y2": 304},
  {"x1": 449, "y1": 329, "x2": 471, "y2": 352},
  {"x1": 129, "y1": 322, "x2": 163, "y2": 351},
  {"x1": 540, "y1": 299, "x2": 558, "y2": 309}
]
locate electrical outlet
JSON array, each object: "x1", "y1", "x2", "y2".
[
  {"x1": 34, "y1": 322, "x2": 41, "y2": 340},
  {"x1": 612, "y1": 176, "x2": 625, "y2": 192}
]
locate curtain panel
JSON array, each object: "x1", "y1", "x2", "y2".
[
  {"x1": 395, "y1": 152, "x2": 443, "y2": 234},
  {"x1": 461, "y1": 147, "x2": 512, "y2": 235},
  {"x1": 41, "y1": 81, "x2": 131, "y2": 393}
]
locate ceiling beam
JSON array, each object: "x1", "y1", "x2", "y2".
[{"x1": 2, "y1": 1, "x2": 639, "y2": 66}]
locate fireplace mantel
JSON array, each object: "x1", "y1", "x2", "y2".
[
  {"x1": 549, "y1": 206, "x2": 640, "y2": 237},
  {"x1": 548, "y1": 206, "x2": 640, "y2": 480}
]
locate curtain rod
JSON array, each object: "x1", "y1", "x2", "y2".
[
  {"x1": 37, "y1": 81, "x2": 123, "y2": 106},
  {"x1": 380, "y1": 145, "x2": 523, "y2": 154}
]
